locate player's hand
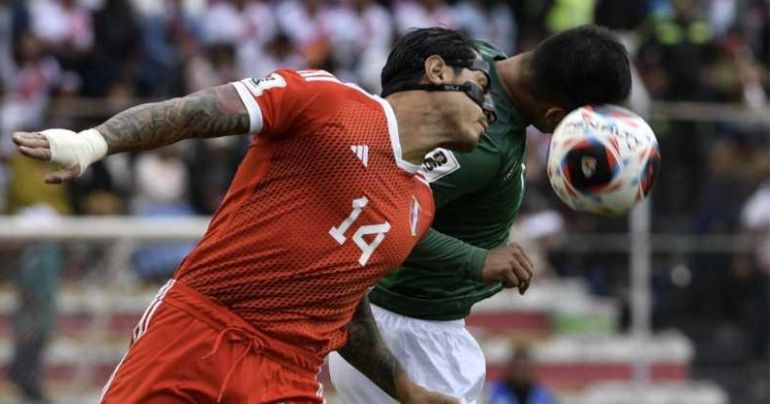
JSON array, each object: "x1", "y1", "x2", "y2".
[
  {"x1": 12, "y1": 131, "x2": 82, "y2": 184},
  {"x1": 395, "y1": 379, "x2": 460, "y2": 404},
  {"x1": 481, "y1": 243, "x2": 534, "y2": 294}
]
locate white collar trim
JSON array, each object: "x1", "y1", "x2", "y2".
[{"x1": 371, "y1": 96, "x2": 422, "y2": 174}]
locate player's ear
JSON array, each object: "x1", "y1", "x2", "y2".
[
  {"x1": 544, "y1": 107, "x2": 567, "y2": 131},
  {"x1": 424, "y1": 55, "x2": 448, "y2": 84}
]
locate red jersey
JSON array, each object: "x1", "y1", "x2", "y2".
[{"x1": 175, "y1": 69, "x2": 434, "y2": 358}]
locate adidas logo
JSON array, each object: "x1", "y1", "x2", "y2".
[
  {"x1": 409, "y1": 197, "x2": 421, "y2": 236},
  {"x1": 351, "y1": 145, "x2": 369, "y2": 167}
]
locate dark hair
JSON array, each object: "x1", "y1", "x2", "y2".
[
  {"x1": 531, "y1": 25, "x2": 631, "y2": 111},
  {"x1": 381, "y1": 27, "x2": 478, "y2": 96}
]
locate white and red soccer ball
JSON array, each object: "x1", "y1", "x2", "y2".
[{"x1": 546, "y1": 105, "x2": 661, "y2": 215}]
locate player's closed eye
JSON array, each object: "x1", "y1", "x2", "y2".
[{"x1": 461, "y1": 82, "x2": 496, "y2": 124}]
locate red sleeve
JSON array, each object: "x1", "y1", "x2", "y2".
[{"x1": 231, "y1": 69, "x2": 324, "y2": 139}]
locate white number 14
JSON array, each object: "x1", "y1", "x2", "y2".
[{"x1": 329, "y1": 196, "x2": 391, "y2": 266}]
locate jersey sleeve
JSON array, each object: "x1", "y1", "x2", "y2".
[
  {"x1": 419, "y1": 144, "x2": 501, "y2": 208},
  {"x1": 403, "y1": 227, "x2": 488, "y2": 281},
  {"x1": 230, "y1": 69, "x2": 322, "y2": 138}
]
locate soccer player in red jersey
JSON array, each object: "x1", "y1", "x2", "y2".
[{"x1": 13, "y1": 28, "x2": 494, "y2": 403}]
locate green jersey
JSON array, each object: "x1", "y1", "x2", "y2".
[{"x1": 370, "y1": 41, "x2": 530, "y2": 320}]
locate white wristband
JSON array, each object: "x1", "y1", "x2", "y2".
[{"x1": 40, "y1": 128, "x2": 108, "y2": 176}]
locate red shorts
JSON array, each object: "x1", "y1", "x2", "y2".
[{"x1": 100, "y1": 280, "x2": 325, "y2": 404}]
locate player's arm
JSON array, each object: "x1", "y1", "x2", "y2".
[
  {"x1": 12, "y1": 84, "x2": 249, "y2": 183},
  {"x1": 415, "y1": 149, "x2": 533, "y2": 291},
  {"x1": 97, "y1": 84, "x2": 249, "y2": 153},
  {"x1": 406, "y1": 228, "x2": 488, "y2": 281},
  {"x1": 407, "y1": 228, "x2": 533, "y2": 293},
  {"x1": 338, "y1": 296, "x2": 459, "y2": 404}
]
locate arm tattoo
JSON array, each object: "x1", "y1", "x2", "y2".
[
  {"x1": 96, "y1": 84, "x2": 250, "y2": 154},
  {"x1": 338, "y1": 295, "x2": 404, "y2": 399}
]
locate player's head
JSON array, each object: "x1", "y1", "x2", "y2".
[
  {"x1": 381, "y1": 27, "x2": 494, "y2": 151},
  {"x1": 525, "y1": 25, "x2": 631, "y2": 133},
  {"x1": 505, "y1": 343, "x2": 536, "y2": 386}
]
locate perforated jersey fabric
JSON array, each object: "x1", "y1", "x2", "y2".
[{"x1": 175, "y1": 69, "x2": 434, "y2": 359}]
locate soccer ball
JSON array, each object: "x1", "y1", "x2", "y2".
[{"x1": 546, "y1": 105, "x2": 661, "y2": 215}]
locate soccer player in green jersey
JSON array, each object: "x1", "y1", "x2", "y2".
[{"x1": 330, "y1": 25, "x2": 632, "y2": 403}]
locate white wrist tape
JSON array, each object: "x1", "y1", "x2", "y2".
[{"x1": 40, "y1": 128, "x2": 108, "y2": 176}]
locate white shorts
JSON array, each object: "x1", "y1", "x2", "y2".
[{"x1": 329, "y1": 305, "x2": 486, "y2": 404}]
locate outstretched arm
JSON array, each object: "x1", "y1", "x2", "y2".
[
  {"x1": 338, "y1": 295, "x2": 459, "y2": 404},
  {"x1": 12, "y1": 84, "x2": 249, "y2": 183},
  {"x1": 96, "y1": 84, "x2": 249, "y2": 154}
]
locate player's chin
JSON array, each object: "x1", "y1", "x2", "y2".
[{"x1": 466, "y1": 127, "x2": 485, "y2": 149}]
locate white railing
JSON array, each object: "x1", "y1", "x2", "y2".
[
  {"x1": 0, "y1": 216, "x2": 210, "y2": 241},
  {"x1": 0, "y1": 215, "x2": 760, "y2": 251}
]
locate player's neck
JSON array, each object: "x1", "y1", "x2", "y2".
[
  {"x1": 386, "y1": 95, "x2": 452, "y2": 165},
  {"x1": 494, "y1": 55, "x2": 520, "y2": 102},
  {"x1": 496, "y1": 53, "x2": 542, "y2": 124}
]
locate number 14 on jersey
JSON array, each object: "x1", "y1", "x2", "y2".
[{"x1": 329, "y1": 196, "x2": 391, "y2": 266}]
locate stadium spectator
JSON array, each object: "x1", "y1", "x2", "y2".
[
  {"x1": 185, "y1": 42, "x2": 240, "y2": 92},
  {"x1": 0, "y1": 0, "x2": 29, "y2": 212},
  {"x1": 707, "y1": 0, "x2": 738, "y2": 39},
  {"x1": 637, "y1": 0, "x2": 715, "y2": 101},
  {"x1": 394, "y1": 0, "x2": 456, "y2": 36},
  {"x1": 187, "y1": 136, "x2": 248, "y2": 215},
  {"x1": 242, "y1": 31, "x2": 305, "y2": 79},
  {"x1": 202, "y1": 0, "x2": 275, "y2": 47},
  {"x1": 29, "y1": 0, "x2": 92, "y2": 78},
  {"x1": 454, "y1": 0, "x2": 517, "y2": 55},
  {"x1": 594, "y1": 0, "x2": 648, "y2": 32},
  {"x1": 137, "y1": 0, "x2": 202, "y2": 96},
  {"x1": 0, "y1": 0, "x2": 28, "y2": 86},
  {"x1": 486, "y1": 343, "x2": 556, "y2": 404},
  {"x1": 130, "y1": 145, "x2": 196, "y2": 281},
  {"x1": 635, "y1": 0, "x2": 716, "y2": 219},
  {"x1": 4, "y1": 149, "x2": 71, "y2": 403},
  {"x1": 131, "y1": 146, "x2": 190, "y2": 213},
  {"x1": 544, "y1": 0, "x2": 596, "y2": 34},
  {"x1": 0, "y1": 34, "x2": 61, "y2": 140},
  {"x1": 343, "y1": 0, "x2": 394, "y2": 91},
  {"x1": 739, "y1": 159, "x2": 770, "y2": 361},
  {"x1": 84, "y1": 0, "x2": 140, "y2": 97},
  {"x1": 746, "y1": 0, "x2": 769, "y2": 69},
  {"x1": 275, "y1": 0, "x2": 336, "y2": 68},
  {"x1": 202, "y1": 0, "x2": 277, "y2": 80}
]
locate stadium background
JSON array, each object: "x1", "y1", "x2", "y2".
[{"x1": 0, "y1": 0, "x2": 768, "y2": 402}]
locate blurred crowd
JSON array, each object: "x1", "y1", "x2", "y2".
[
  {"x1": 1, "y1": 0, "x2": 769, "y2": 342},
  {"x1": 0, "y1": 0, "x2": 770, "y2": 215},
  {"x1": 0, "y1": 0, "x2": 768, "y2": 400},
  {"x1": 0, "y1": 0, "x2": 770, "y2": 340},
  {"x1": 0, "y1": 0, "x2": 767, "y2": 219}
]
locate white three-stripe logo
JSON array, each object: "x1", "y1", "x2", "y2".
[{"x1": 351, "y1": 145, "x2": 369, "y2": 167}]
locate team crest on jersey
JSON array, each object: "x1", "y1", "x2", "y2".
[
  {"x1": 409, "y1": 197, "x2": 421, "y2": 236},
  {"x1": 419, "y1": 148, "x2": 460, "y2": 183}
]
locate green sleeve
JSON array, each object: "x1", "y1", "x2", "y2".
[
  {"x1": 406, "y1": 144, "x2": 502, "y2": 280},
  {"x1": 404, "y1": 227, "x2": 488, "y2": 281}
]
